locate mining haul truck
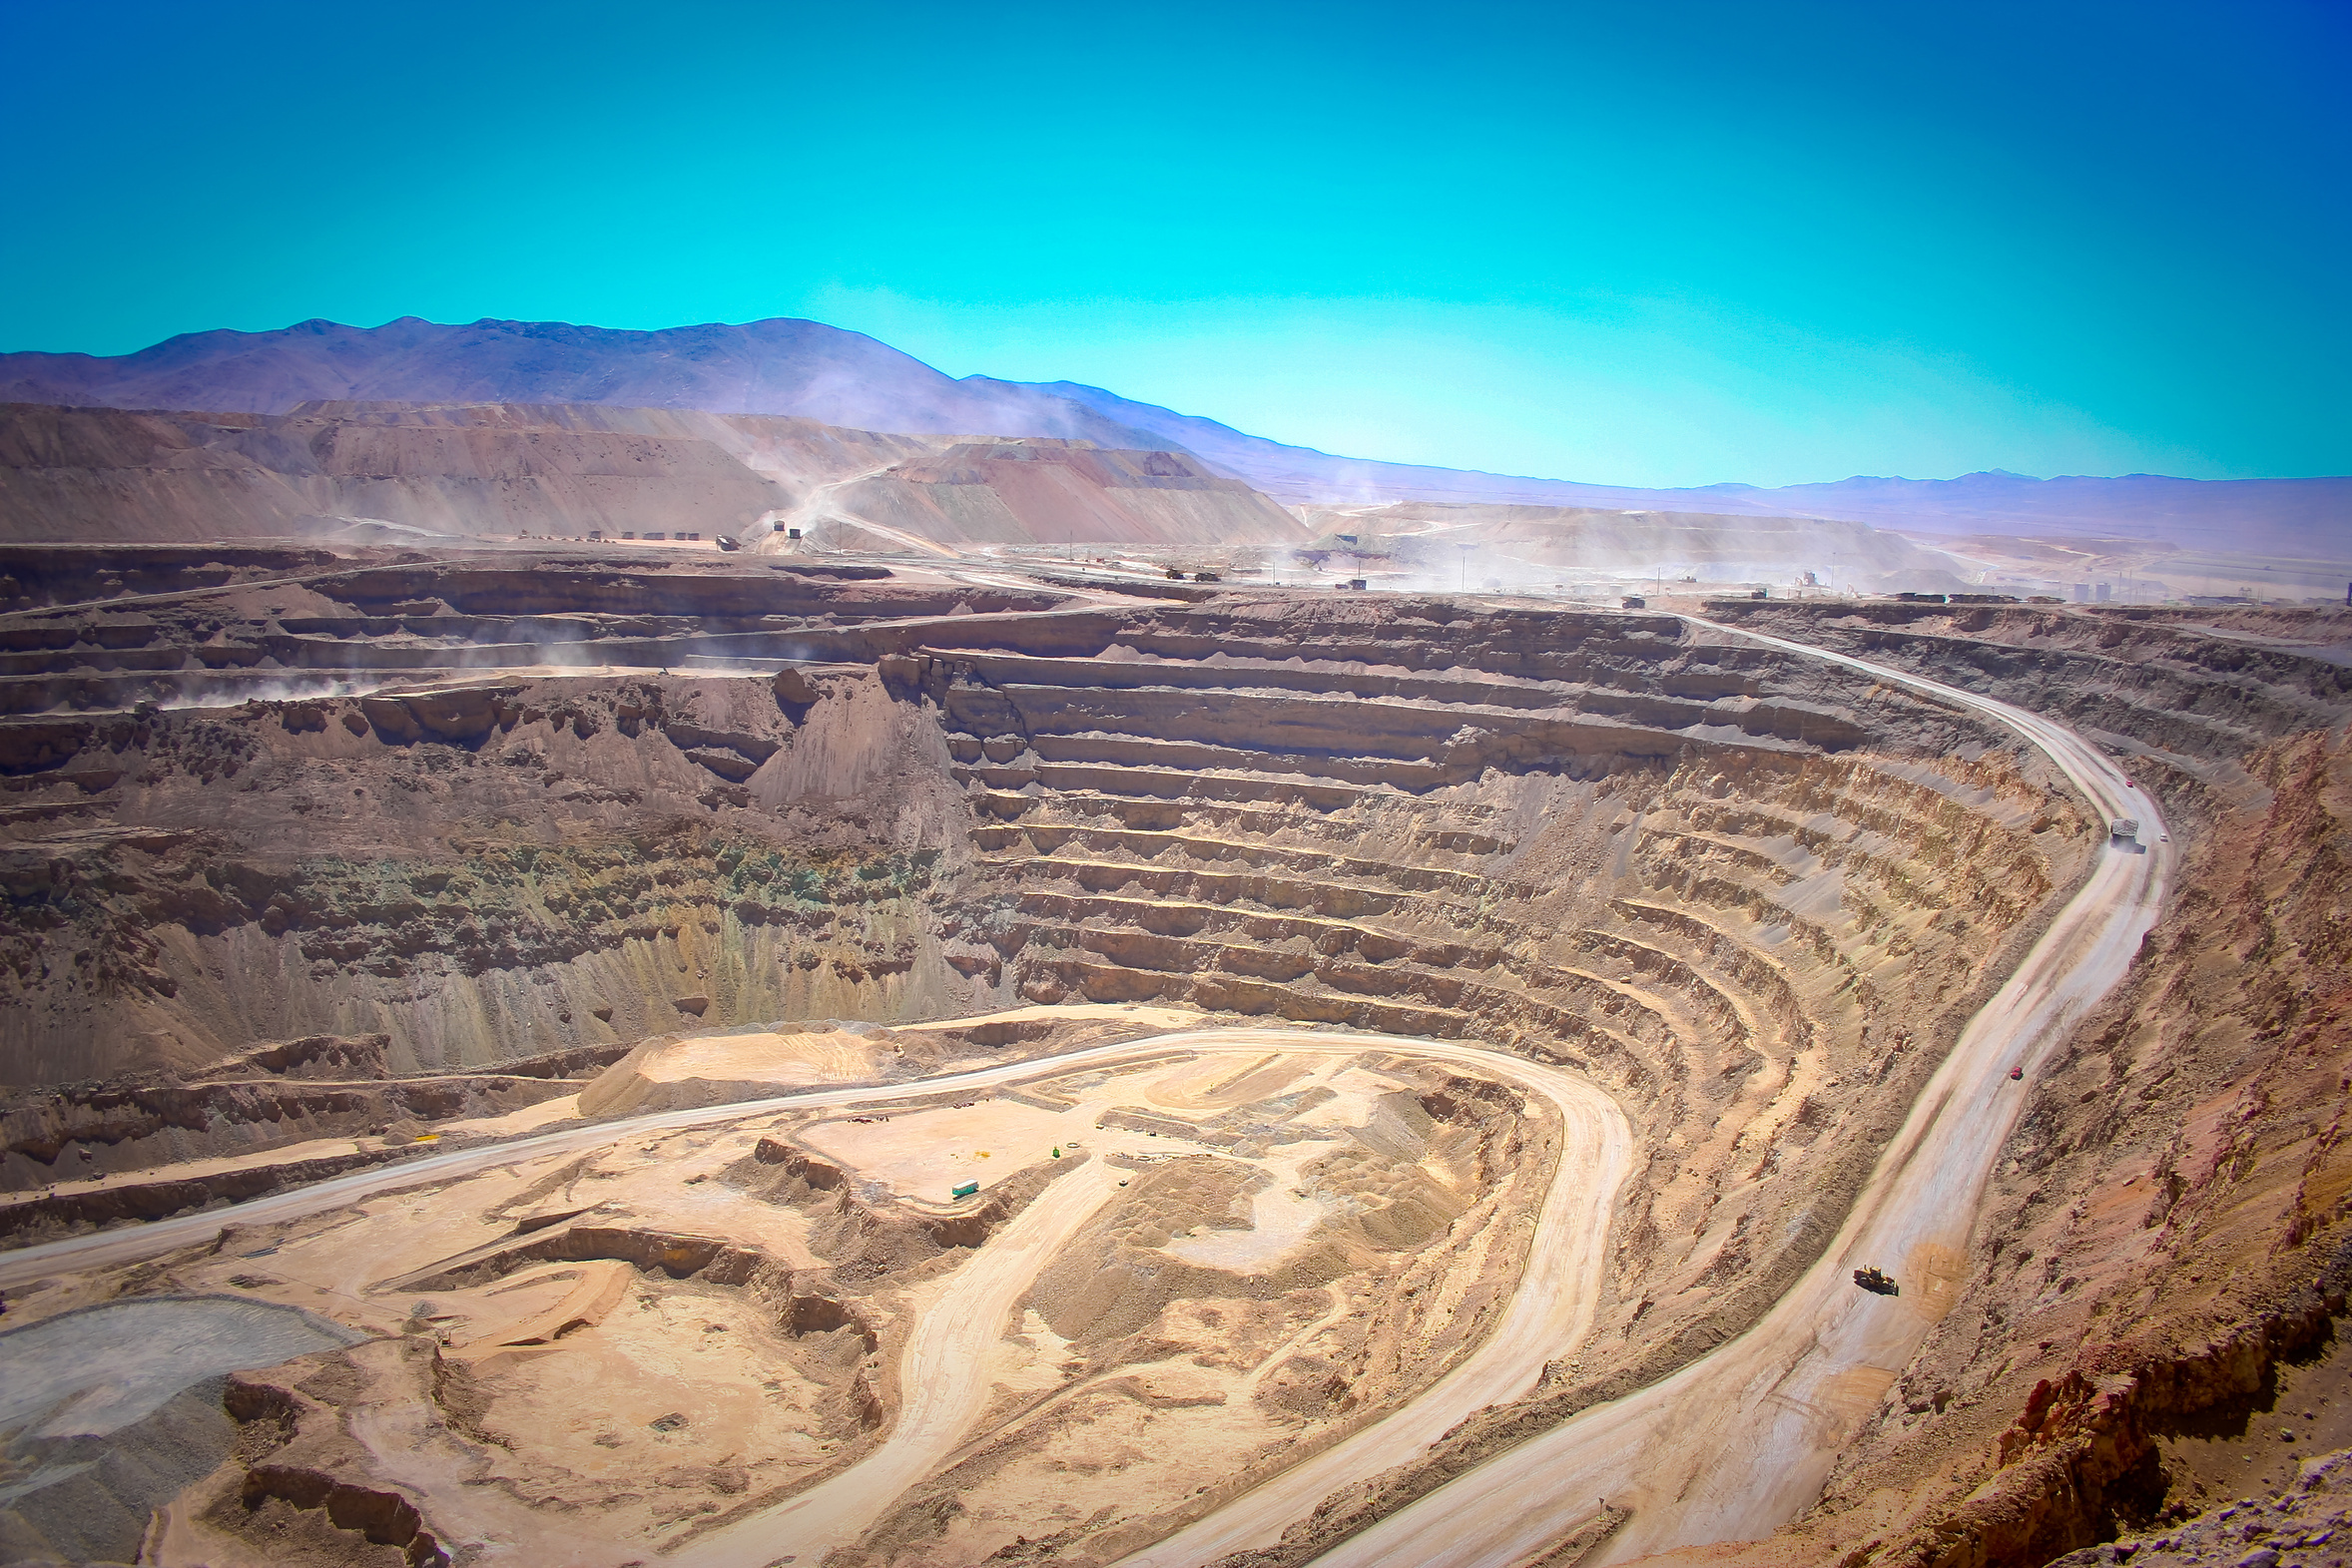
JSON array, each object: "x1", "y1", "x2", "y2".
[
  {"x1": 1853, "y1": 1266, "x2": 1900, "y2": 1297},
  {"x1": 2110, "y1": 818, "x2": 2140, "y2": 841}
]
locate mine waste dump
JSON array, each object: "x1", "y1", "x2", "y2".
[{"x1": 0, "y1": 544, "x2": 2346, "y2": 1568}]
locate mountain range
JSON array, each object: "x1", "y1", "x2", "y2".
[{"x1": 2, "y1": 315, "x2": 2345, "y2": 555}]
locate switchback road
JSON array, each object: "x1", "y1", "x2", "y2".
[{"x1": 1133, "y1": 616, "x2": 2170, "y2": 1568}]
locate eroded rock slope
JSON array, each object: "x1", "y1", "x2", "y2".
[
  {"x1": 1642, "y1": 598, "x2": 2352, "y2": 1568},
  {"x1": 0, "y1": 560, "x2": 2150, "y2": 1566}
]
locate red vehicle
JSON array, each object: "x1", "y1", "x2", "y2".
[{"x1": 2010, "y1": 1067, "x2": 2024, "y2": 1081}]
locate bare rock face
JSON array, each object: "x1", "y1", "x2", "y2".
[
  {"x1": 8, "y1": 544, "x2": 2347, "y2": 1568},
  {"x1": 2046, "y1": 1448, "x2": 2352, "y2": 1568},
  {"x1": 1572, "y1": 601, "x2": 2352, "y2": 1568},
  {"x1": 0, "y1": 575, "x2": 2091, "y2": 1365},
  {"x1": 0, "y1": 663, "x2": 971, "y2": 1085}
]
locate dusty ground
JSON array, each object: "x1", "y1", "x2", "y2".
[
  {"x1": 1587, "y1": 606, "x2": 2352, "y2": 1568},
  {"x1": 7, "y1": 555, "x2": 2343, "y2": 1568},
  {"x1": 0, "y1": 1020, "x2": 1592, "y2": 1567}
]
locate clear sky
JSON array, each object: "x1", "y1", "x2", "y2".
[{"x1": 2, "y1": 1, "x2": 2345, "y2": 487}]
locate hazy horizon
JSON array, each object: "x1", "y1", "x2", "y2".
[{"x1": 3, "y1": 1, "x2": 2345, "y2": 490}]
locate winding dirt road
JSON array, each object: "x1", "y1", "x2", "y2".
[
  {"x1": 1138, "y1": 618, "x2": 2171, "y2": 1568},
  {"x1": 0, "y1": 607, "x2": 2171, "y2": 1568},
  {"x1": 0, "y1": 1029, "x2": 1630, "y2": 1568},
  {"x1": 667, "y1": 1029, "x2": 1628, "y2": 1568}
]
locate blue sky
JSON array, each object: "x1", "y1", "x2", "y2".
[{"x1": 2, "y1": 1, "x2": 2345, "y2": 487}]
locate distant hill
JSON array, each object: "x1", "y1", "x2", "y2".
[
  {"x1": 1003, "y1": 377, "x2": 1747, "y2": 511},
  {"x1": 0, "y1": 316, "x2": 1170, "y2": 452},
  {"x1": 2, "y1": 315, "x2": 2343, "y2": 554},
  {"x1": 1020, "y1": 381, "x2": 2348, "y2": 559},
  {"x1": 1698, "y1": 470, "x2": 2352, "y2": 558},
  {"x1": 0, "y1": 402, "x2": 1303, "y2": 551}
]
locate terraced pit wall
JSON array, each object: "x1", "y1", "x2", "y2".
[
  {"x1": 1658, "y1": 599, "x2": 2352, "y2": 1568},
  {"x1": 893, "y1": 596, "x2": 2101, "y2": 1428},
  {"x1": 0, "y1": 575, "x2": 2105, "y2": 1434}
]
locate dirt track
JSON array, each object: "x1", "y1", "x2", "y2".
[
  {"x1": 0, "y1": 1027, "x2": 1631, "y2": 1568},
  {"x1": 0, "y1": 606, "x2": 2164, "y2": 1567},
  {"x1": 667, "y1": 1028, "x2": 1629, "y2": 1568},
  {"x1": 1125, "y1": 619, "x2": 2172, "y2": 1568}
]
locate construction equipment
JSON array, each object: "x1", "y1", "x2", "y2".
[
  {"x1": 2110, "y1": 818, "x2": 2140, "y2": 841},
  {"x1": 1853, "y1": 1266, "x2": 1900, "y2": 1297}
]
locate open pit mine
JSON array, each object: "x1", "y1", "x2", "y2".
[{"x1": 0, "y1": 520, "x2": 2346, "y2": 1568}]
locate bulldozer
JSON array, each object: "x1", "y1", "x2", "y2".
[{"x1": 1853, "y1": 1266, "x2": 1900, "y2": 1297}]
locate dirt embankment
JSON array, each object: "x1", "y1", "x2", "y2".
[
  {"x1": 829, "y1": 1057, "x2": 1566, "y2": 1567},
  {"x1": 1706, "y1": 601, "x2": 2352, "y2": 778},
  {"x1": 0, "y1": 1034, "x2": 633, "y2": 1246},
  {"x1": 0, "y1": 578, "x2": 2189, "y2": 1565},
  {"x1": 0, "y1": 548, "x2": 1056, "y2": 719},
  {"x1": 0, "y1": 1035, "x2": 607, "y2": 1182},
  {"x1": 0, "y1": 663, "x2": 979, "y2": 1084},
  {"x1": 1687, "y1": 718, "x2": 2352, "y2": 1568},
  {"x1": 124, "y1": 1099, "x2": 1100, "y2": 1566},
  {"x1": 911, "y1": 595, "x2": 2101, "y2": 1475}
]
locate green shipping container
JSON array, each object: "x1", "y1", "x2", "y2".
[{"x1": 951, "y1": 1181, "x2": 979, "y2": 1200}]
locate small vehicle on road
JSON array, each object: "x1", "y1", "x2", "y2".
[
  {"x1": 2010, "y1": 1066, "x2": 2024, "y2": 1080},
  {"x1": 1854, "y1": 1267, "x2": 1900, "y2": 1297}
]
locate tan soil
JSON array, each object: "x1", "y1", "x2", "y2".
[{"x1": 12, "y1": 560, "x2": 2320, "y2": 1567}]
